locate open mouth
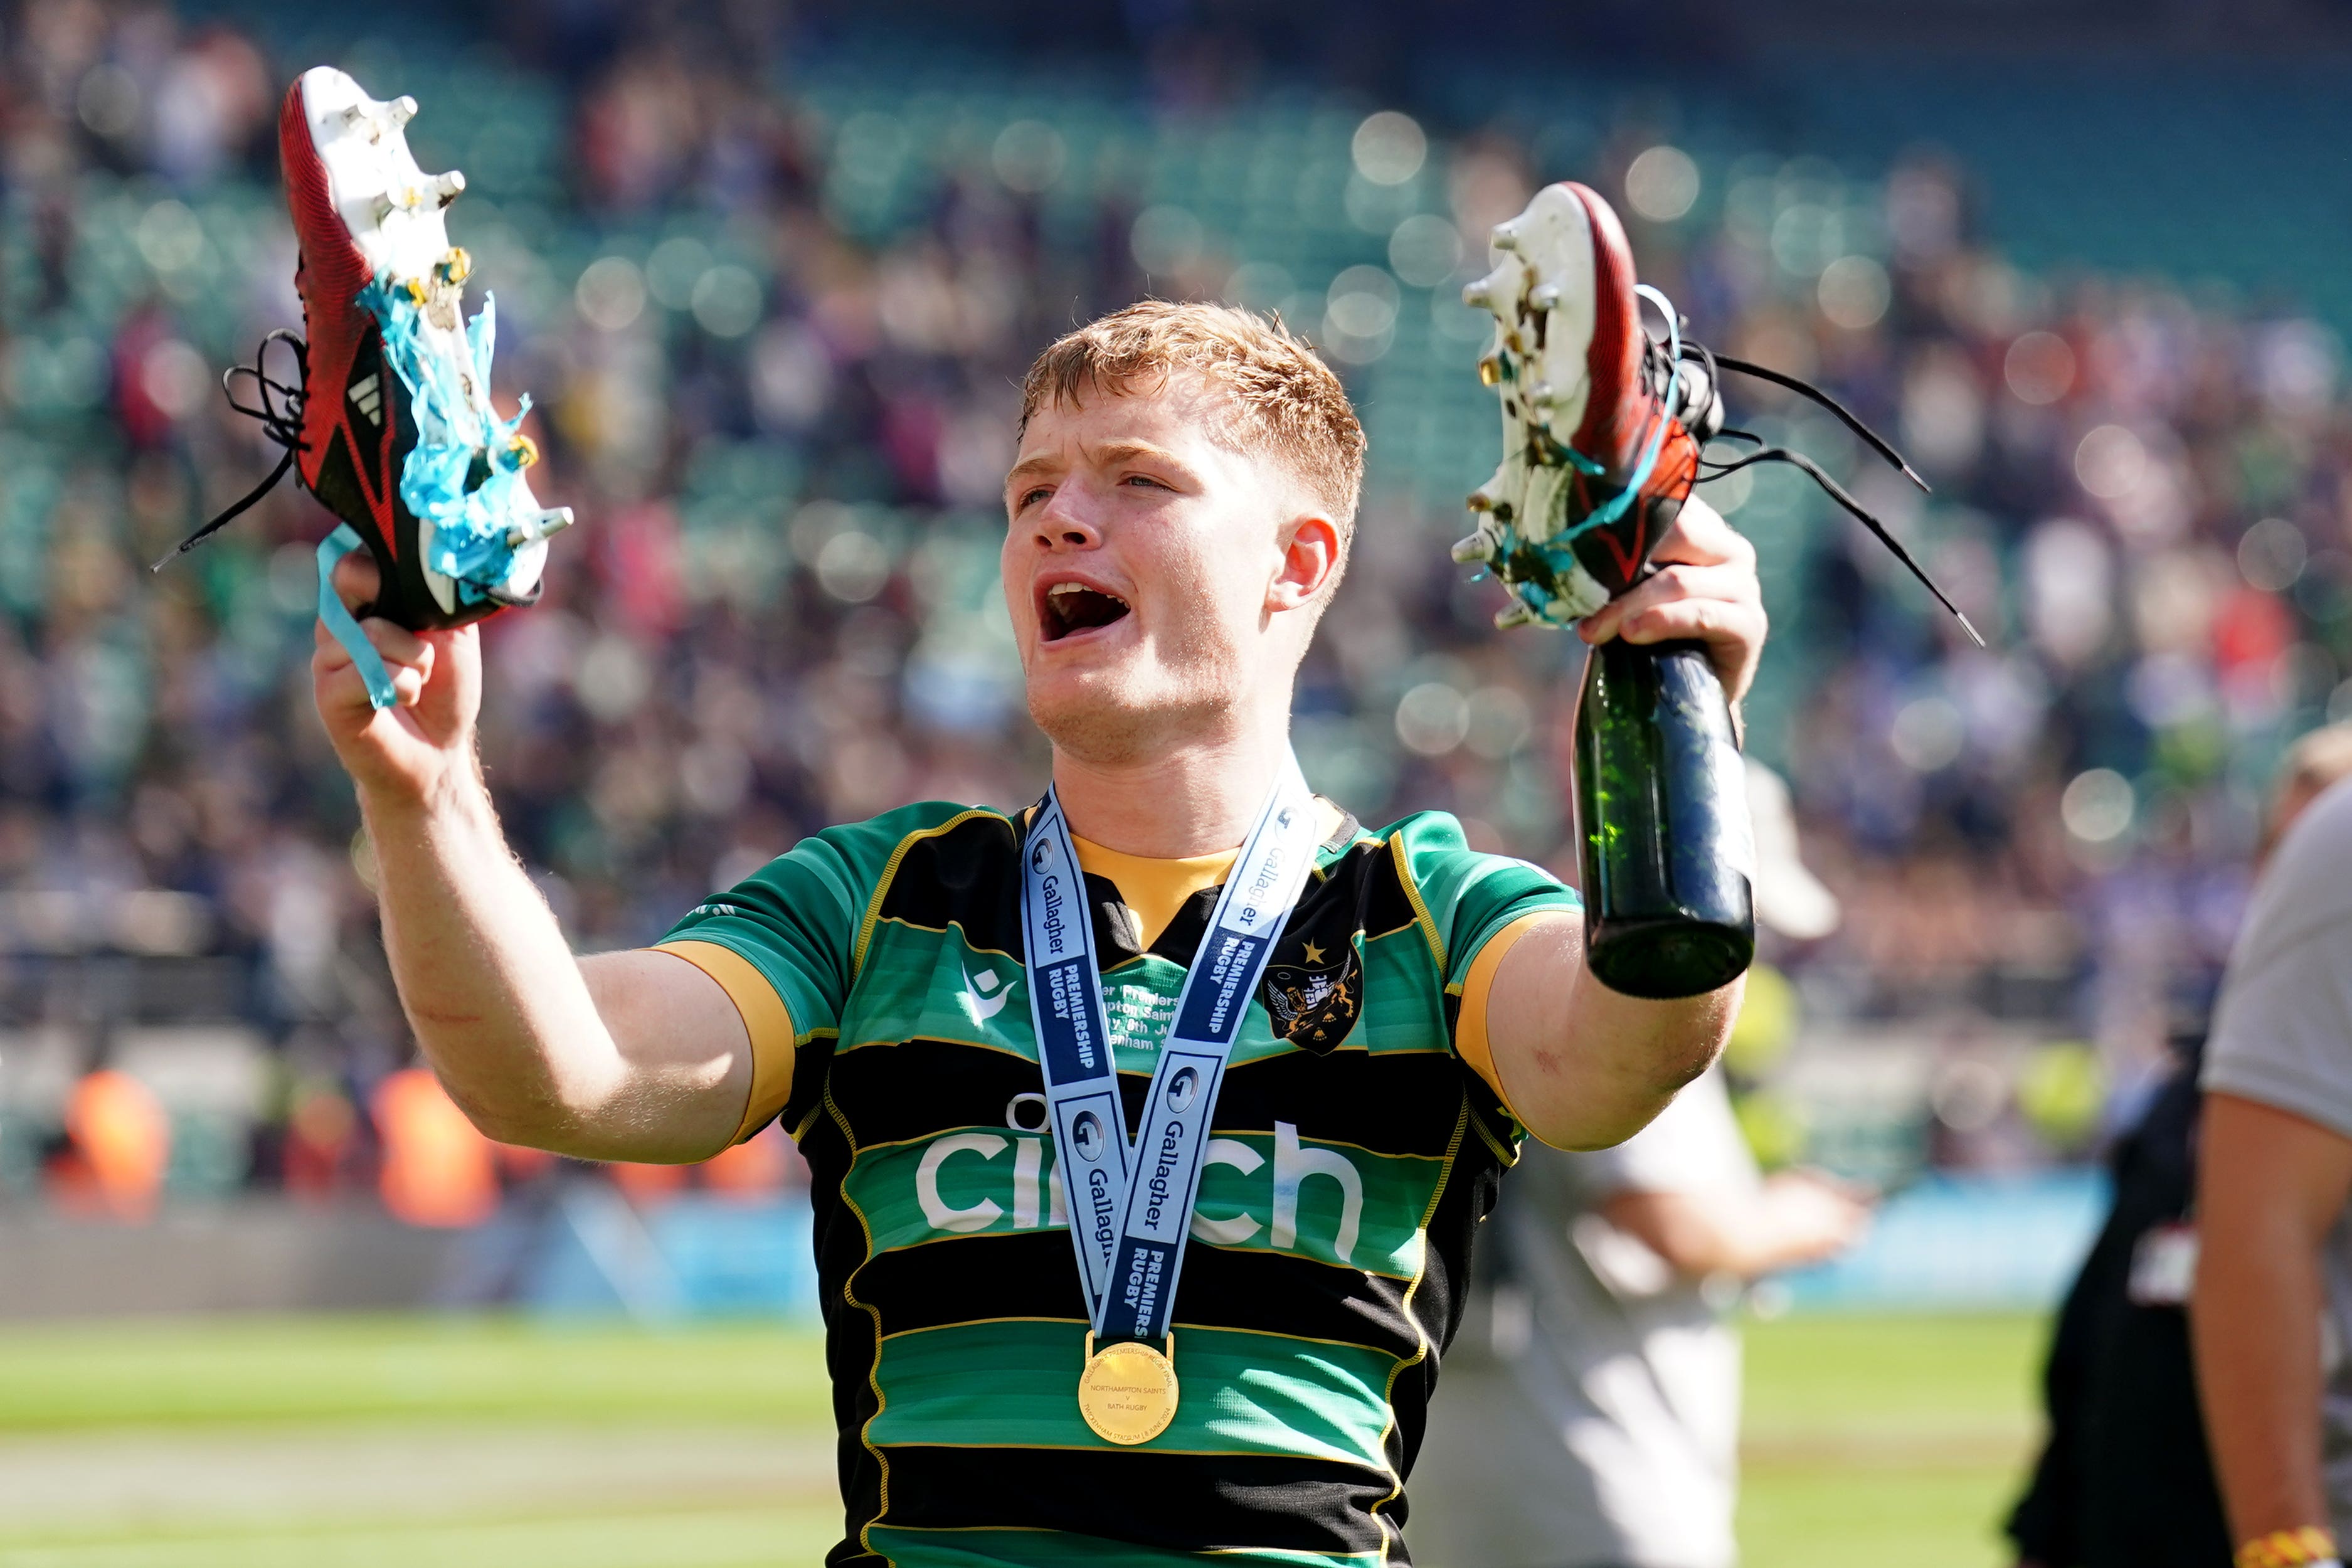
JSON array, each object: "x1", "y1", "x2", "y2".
[{"x1": 1041, "y1": 582, "x2": 1132, "y2": 642}]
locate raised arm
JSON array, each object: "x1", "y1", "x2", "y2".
[
  {"x1": 1481, "y1": 495, "x2": 1765, "y2": 1149},
  {"x1": 314, "y1": 553, "x2": 751, "y2": 1162}
]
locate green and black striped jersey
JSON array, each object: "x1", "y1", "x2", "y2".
[{"x1": 659, "y1": 798, "x2": 1577, "y2": 1567}]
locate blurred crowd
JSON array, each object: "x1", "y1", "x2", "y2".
[{"x1": 2, "y1": 0, "x2": 2346, "y2": 1210}]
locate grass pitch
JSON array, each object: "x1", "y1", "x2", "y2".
[
  {"x1": 0, "y1": 1311, "x2": 2043, "y2": 1567},
  {"x1": 1740, "y1": 1313, "x2": 2044, "y2": 1568}
]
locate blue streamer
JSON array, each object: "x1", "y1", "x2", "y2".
[
  {"x1": 316, "y1": 524, "x2": 397, "y2": 710},
  {"x1": 356, "y1": 278, "x2": 534, "y2": 609}
]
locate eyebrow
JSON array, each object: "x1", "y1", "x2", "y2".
[
  {"x1": 1005, "y1": 439, "x2": 1193, "y2": 492},
  {"x1": 1092, "y1": 440, "x2": 1186, "y2": 469},
  {"x1": 1004, "y1": 454, "x2": 1061, "y2": 490}
]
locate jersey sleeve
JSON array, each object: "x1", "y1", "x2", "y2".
[
  {"x1": 2203, "y1": 781, "x2": 2352, "y2": 1142},
  {"x1": 1383, "y1": 811, "x2": 1581, "y2": 1111},
  {"x1": 2203, "y1": 926, "x2": 2352, "y2": 1142},
  {"x1": 655, "y1": 802, "x2": 972, "y2": 1143}
]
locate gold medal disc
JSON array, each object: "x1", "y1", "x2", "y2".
[{"x1": 1078, "y1": 1331, "x2": 1179, "y2": 1446}]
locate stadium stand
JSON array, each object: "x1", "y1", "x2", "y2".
[{"x1": 1, "y1": 0, "x2": 2343, "y2": 1218}]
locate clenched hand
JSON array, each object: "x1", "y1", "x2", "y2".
[
  {"x1": 310, "y1": 549, "x2": 484, "y2": 807},
  {"x1": 1575, "y1": 494, "x2": 1767, "y2": 701}
]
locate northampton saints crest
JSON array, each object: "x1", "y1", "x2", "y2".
[{"x1": 1261, "y1": 940, "x2": 1360, "y2": 1052}]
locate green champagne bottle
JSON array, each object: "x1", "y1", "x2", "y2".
[
  {"x1": 1451, "y1": 182, "x2": 1961, "y2": 1003},
  {"x1": 1572, "y1": 637, "x2": 1754, "y2": 999}
]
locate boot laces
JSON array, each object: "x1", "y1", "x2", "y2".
[
  {"x1": 1643, "y1": 312, "x2": 1983, "y2": 647},
  {"x1": 151, "y1": 329, "x2": 310, "y2": 572}
]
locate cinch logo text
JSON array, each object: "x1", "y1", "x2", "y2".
[{"x1": 913, "y1": 1121, "x2": 1364, "y2": 1264}]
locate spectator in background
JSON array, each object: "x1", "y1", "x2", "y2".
[
  {"x1": 371, "y1": 1067, "x2": 497, "y2": 1228},
  {"x1": 1407, "y1": 760, "x2": 1870, "y2": 1568},
  {"x1": 4, "y1": 0, "x2": 2348, "y2": 1222},
  {"x1": 54, "y1": 1068, "x2": 171, "y2": 1221},
  {"x1": 2011, "y1": 726, "x2": 2352, "y2": 1568},
  {"x1": 2005, "y1": 1011, "x2": 2228, "y2": 1568},
  {"x1": 2193, "y1": 728, "x2": 2352, "y2": 1568}
]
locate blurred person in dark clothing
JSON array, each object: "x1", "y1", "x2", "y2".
[
  {"x1": 2006, "y1": 1024, "x2": 2228, "y2": 1568},
  {"x1": 2194, "y1": 726, "x2": 2352, "y2": 1568},
  {"x1": 2010, "y1": 726, "x2": 2352, "y2": 1568}
]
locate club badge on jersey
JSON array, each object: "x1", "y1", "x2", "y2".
[{"x1": 1020, "y1": 757, "x2": 1321, "y2": 1444}]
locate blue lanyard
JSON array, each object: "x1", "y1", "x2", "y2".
[{"x1": 1020, "y1": 756, "x2": 1320, "y2": 1342}]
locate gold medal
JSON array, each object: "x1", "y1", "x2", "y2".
[{"x1": 1078, "y1": 1330, "x2": 1179, "y2": 1446}]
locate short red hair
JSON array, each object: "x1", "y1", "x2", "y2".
[{"x1": 1019, "y1": 300, "x2": 1367, "y2": 527}]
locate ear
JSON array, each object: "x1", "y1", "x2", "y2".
[{"x1": 1267, "y1": 512, "x2": 1343, "y2": 613}]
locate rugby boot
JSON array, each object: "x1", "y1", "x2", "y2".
[
  {"x1": 164, "y1": 66, "x2": 570, "y2": 635},
  {"x1": 1454, "y1": 181, "x2": 1978, "y2": 643},
  {"x1": 1454, "y1": 181, "x2": 1717, "y2": 628}
]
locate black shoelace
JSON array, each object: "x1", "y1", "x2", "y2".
[
  {"x1": 1665, "y1": 334, "x2": 1984, "y2": 648},
  {"x1": 152, "y1": 329, "x2": 310, "y2": 573}
]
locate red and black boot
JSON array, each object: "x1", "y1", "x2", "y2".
[
  {"x1": 1453, "y1": 181, "x2": 1714, "y2": 627},
  {"x1": 163, "y1": 66, "x2": 569, "y2": 682},
  {"x1": 1454, "y1": 181, "x2": 1974, "y2": 642}
]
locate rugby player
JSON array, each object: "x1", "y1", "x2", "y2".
[{"x1": 312, "y1": 299, "x2": 1766, "y2": 1565}]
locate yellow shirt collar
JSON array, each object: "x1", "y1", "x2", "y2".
[
  {"x1": 1065, "y1": 800, "x2": 1347, "y2": 952},
  {"x1": 1069, "y1": 837, "x2": 1237, "y2": 953}
]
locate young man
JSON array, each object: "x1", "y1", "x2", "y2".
[{"x1": 312, "y1": 301, "x2": 1766, "y2": 1565}]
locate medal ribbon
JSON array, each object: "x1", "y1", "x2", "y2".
[
  {"x1": 1021, "y1": 755, "x2": 1321, "y2": 1343},
  {"x1": 1020, "y1": 791, "x2": 1131, "y2": 1313}
]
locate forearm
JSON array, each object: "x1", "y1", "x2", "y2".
[
  {"x1": 1602, "y1": 1173, "x2": 1865, "y2": 1280},
  {"x1": 1601, "y1": 1190, "x2": 1756, "y2": 1276},
  {"x1": 362, "y1": 770, "x2": 630, "y2": 1152},
  {"x1": 2195, "y1": 1134, "x2": 2336, "y2": 1540},
  {"x1": 2194, "y1": 1227, "x2": 2330, "y2": 1539},
  {"x1": 1484, "y1": 916, "x2": 1739, "y2": 1149},
  {"x1": 1614, "y1": 1196, "x2": 1791, "y2": 1278},
  {"x1": 314, "y1": 588, "x2": 748, "y2": 1162},
  {"x1": 1555, "y1": 965, "x2": 1740, "y2": 1146}
]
